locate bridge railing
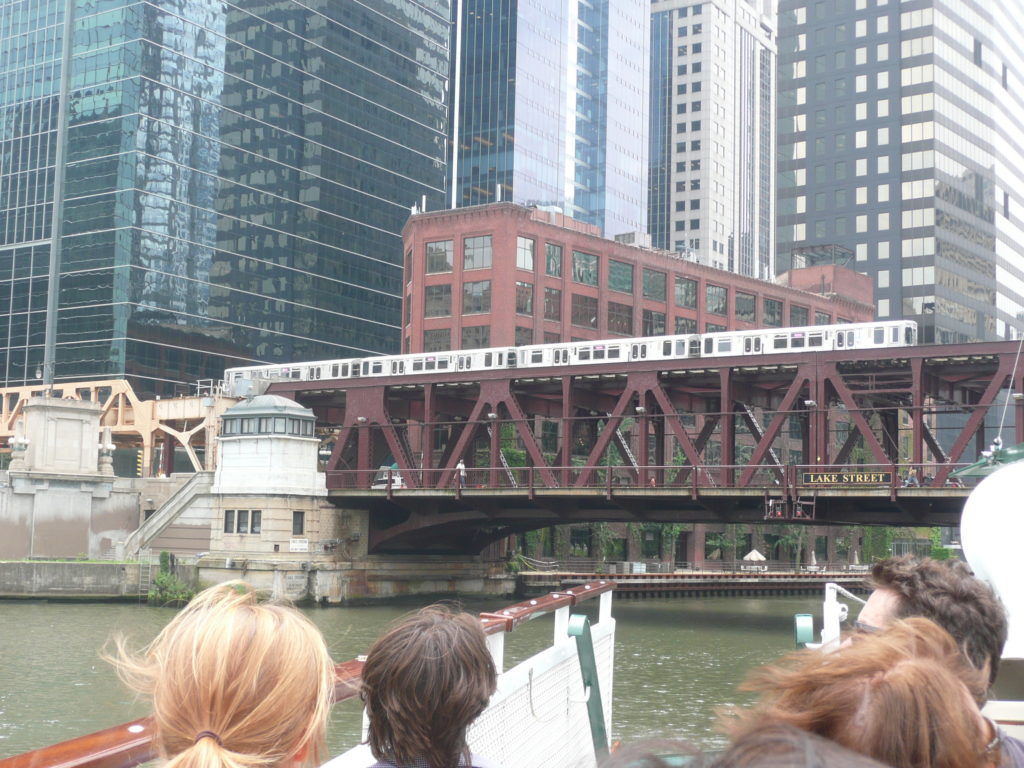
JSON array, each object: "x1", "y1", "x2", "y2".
[{"x1": 327, "y1": 461, "x2": 974, "y2": 492}]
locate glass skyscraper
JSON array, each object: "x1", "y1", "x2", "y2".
[
  {"x1": 777, "y1": 0, "x2": 1024, "y2": 343},
  {"x1": 648, "y1": 0, "x2": 777, "y2": 280},
  {"x1": 450, "y1": 0, "x2": 649, "y2": 238},
  {"x1": 0, "y1": 0, "x2": 450, "y2": 394}
]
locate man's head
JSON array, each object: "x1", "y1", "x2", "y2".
[
  {"x1": 863, "y1": 555, "x2": 1007, "y2": 690},
  {"x1": 361, "y1": 604, "x2": 497, "y2": 768}
]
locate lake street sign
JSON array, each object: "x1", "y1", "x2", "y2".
[{"x1": 802, "y1": 471, "x2": 893, "y2": 485}]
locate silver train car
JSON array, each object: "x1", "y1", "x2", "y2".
[{"x1": 224, "y1": 320, "x2": 918, "y2": 396}]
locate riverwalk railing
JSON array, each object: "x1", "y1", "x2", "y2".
[{"x1": 0, "y1": 582, "x2": 615, "y2": 768}]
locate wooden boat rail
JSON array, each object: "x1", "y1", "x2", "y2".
[{"x1": 0, "y1": 582, "x2": 614, "y2": 768}]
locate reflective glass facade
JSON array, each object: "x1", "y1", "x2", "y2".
[
  {"x1": 1, "y1": 0, "x2": 450, "y2": 393},
  {"x1": 451, "y1": 0, "x2": 648, "y2": 237},
  {"x1": 777, "y1": 0, "x2": 1023, "y2": 343},
  {"x1": 648, "y1": 0, "x2": 776, "y2": 280}
]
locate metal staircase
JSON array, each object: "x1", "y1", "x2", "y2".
[
  {"x1": 739, "y1": 403, "x2": 783, "y2": 469},
  {"x1": 486, "y1": 426, "x2": 518, "y2": 487}
]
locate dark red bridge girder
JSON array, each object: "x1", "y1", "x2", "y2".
[{"x1": 267, "y1": 341, "x2": 1021, "y2": 553}]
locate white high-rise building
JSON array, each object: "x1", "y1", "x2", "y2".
[
  {"x1": 777, "y1": 0, "x2": 1024, "y2": 343},
  {"x1": 648, "y1": 0, "x2": 778, "y2": 280}
]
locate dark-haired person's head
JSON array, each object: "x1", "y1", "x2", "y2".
[
  {"x1": 861, "y1": 555, "x2": 1007, "y2": 691},
  {"x1": 361, "y1": 604, "x2": 497, "y2": 768}
]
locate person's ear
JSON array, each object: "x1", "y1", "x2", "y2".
[{"x1": 290, "y1": 741, "x2": 310, "y2": 767}]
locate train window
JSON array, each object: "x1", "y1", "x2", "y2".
[
  {"x1": 331, "y1": 364, "x2": 339, "y2": 377},
  {"x1": 663, "y1": 340, "x2": 673, "y2": 356},
  {"x1": 891, "y1": 327, "x2": 899, "y2": 343},
  {"x1": 754, "y1": 338, "x2": 761, "y2": 353},
  {"x1": 906, "y1": 327, "x2": 914, "y2": 345},
  {"x1": 580, "y1": 348, "x2": 591, "y2": 361},
  {"x1": 704, "y1": 338, "x2": 714, "y2": 354},
  {"x1": 809, "y1": 334, "x2": 823, "y2": 347},
  {"x1": 689, "y1": 339, "x2": 701, "y2": 357},
  {"x1": 497, "y1": 353, "x2": 504, "y2": 366},
  {"x1": 594, "y1": 347, "x2": 605, "y2": 360},
  {"x1": 836, "y1": 333, "x2": 845, "y2": 348},
  {"x1": 438, "y1": 358, "x2": 449, "y2": 369},
  {"x1": 873, "y1": 328, "x2": 884, "y2": 344},
  {"x1": 484, "y1": 353, "x2": 493, "y2": 367},
  {"x1": 640, "y1": 344, "x2": 648, "y2": 358},
  {"x1": 608, "y1": 346, "x2": 621, "y2": 359},
  {"x1": 392, "y1": 362, "x2": 400, "y2": 374},
  {"x1": 531, "y1": 350, "x2": 543, "y2": 364},
  {"x1": 719, "y1": 339, "x2": 732, "y2": 353},
  {"x1": 675, "y1": 340, "x2": 687, "y2": 356},
  {"x1": 508, "y1": 351, "x2": 517, "y2": 367},
  {"x1": 744, "y1": 338, "x2": 752, "y2": 353},
  {"x1": 631, "y1": 344, "x2": 640, "y2": 359},
  {"x1": 372, "y1": 362, "x2": 383, "y2": 374},
  {"x1": 290, "y1": 369, "x2": 301, "y2": 379},
  {"x1": 792, "y1": 335, "x2": 805, "y2": 348},
  {"x1": 847, "y1": 331, "x2": 854, "y2": 347},
  {"x1": 773, "y1": 336, "x2": 787, "y2": 350},
  {"x1": 425, "y1": 359, "x2": 436, "y2": 371}
]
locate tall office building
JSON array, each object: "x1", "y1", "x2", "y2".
[
  {"x1": 450, "y1": 0, "x2": 649, "y2": 238},
  {"x1": 777, "y1": 0, "x2": 1024, "y2": 343},
  {"x1": 648, "y1": 0, "x2": 777, "y2": 280},
  {"x1": 0, "y1": 0, "x2": 450, "y2": 394}
]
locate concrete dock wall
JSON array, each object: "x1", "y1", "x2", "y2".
[{"x1": 0, "y1": 561, "x2": 145, "y2": 599}]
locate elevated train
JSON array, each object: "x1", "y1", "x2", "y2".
[{"x1": 224, "y1": 320, "x2": 917, "y2": 395}]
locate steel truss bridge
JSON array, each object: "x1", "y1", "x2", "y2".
[{"x1": 267, "y1": 341, "x2": 1022, "y2": 553}]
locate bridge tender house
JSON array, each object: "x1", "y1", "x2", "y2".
[{"x1": 802, "y1": 471, "x2": 893, "y2": 485}]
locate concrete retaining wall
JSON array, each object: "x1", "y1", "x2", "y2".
[{"x1": 0, "y1": 561, "x2": 144, "y2": 599}]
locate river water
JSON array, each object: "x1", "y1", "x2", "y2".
[{"x1": 0, "y1": 594, "x2": 822, "y2": 759}]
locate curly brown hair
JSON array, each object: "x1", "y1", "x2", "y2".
[
  {"x1": 723, "y1": 618, "x2": 993, "y2": 768},
  {"x1": 869, "y1": 555, "x2": 1007, "y2": 688}
]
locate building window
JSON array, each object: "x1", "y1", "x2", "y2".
[
  {"x1": 608, "y1": 260, "x2": 634, "y2": 293},
  {"x1": 462, "y1": 280, "x2": 491, "y2": 314},
  {"x1": 545, "y1": 243, "x2": 562, "y2": 276},
  {"x1": 608, "y1": 301, "x2": 633, "y2": 335},
  {"x1": 462, "y1": 326, "x2": 490, "y2": 349},
  {"x1": 572, "y1": 251, "x2": 598, "y2": 285},
  {"x1": 790, "y1": 305, "x2": 809, "y2": 326},
  {"x1": 544, "y1": 287, "x2": 562, "y2": 321},
  {"x1": 706, "y1": 322, "x2": 726, "y2": 332},
  {"x1": 706, "y1": 284, "x2": 727, "y2": 315},
  {"x1": 229, "y1": 509, "x2": 261, "y2": 534},
  {"x1": 642, "y1": 310, "x2": 666, "y2": 336},
  {"x1": 423, "y1": 329, "x2": 450, "y2": 352},
  {"x1": 463, "y1": 235, "x2": 492, "y2": 270},
  {"x1": 516, "y1": 237, "x2": 535, "y2": 270},
  {"x1": 224, "y1": 510, "x2": 235, "y2": 533},
  {"x1": 292, "y1": 510, "x2": 305, "y2": 536},
  {"x1": 544, "y1": 331, "x2": 560, "y2": 344},
  {"x1": 642, "y1": 269, "x2": 667, "y2": 302},
  {"x1": 675, "y1": 277, "x2": 698, "y2": 309},
  {"x1": 515, "y1": 326, "x2": 533, "y2": 346},
  {"x1": 675, "y1": 316, "x2": 697, "y2": 334},
  {"x1": 815, "y1": 310, "x2": 831, "y2": 325},
  {"x1": 763, "y1": 299, "x2": 783, "y2": 327},
  {"x1": 735, "y1": 292, "x2": 756, "y2": 323},
  {"x1": 424, "y1": 284, "x2": 451, "y2": 317},
  {"x1": 515, "y1": 281, "x2": 533, "y2": 314},
  {"x1": 426, "y1": 240, "x2": 453, "y2": 273},
  {"x1": 571, "y1": 294, "x2": 598, "y2": 328}
]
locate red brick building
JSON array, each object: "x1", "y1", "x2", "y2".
[{"x1": 401, "y1": 203, "x2": 874, "y2": 353}]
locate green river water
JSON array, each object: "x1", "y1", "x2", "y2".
[{"x1": 0, "y1": 594, "x2": 823, "y2": 759}]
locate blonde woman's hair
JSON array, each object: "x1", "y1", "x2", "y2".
[{"x1": 109, "y1": 581, "x2": 334, "y2": 768}]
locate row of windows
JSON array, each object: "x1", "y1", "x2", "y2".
[
  {"x1": 222, "y1": 509, "x2": 305, "y2": 536},
  {"x1": 221, "y1": 416, "x2": 315, "y2": 436}
]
